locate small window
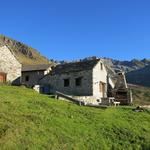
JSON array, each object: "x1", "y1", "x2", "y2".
[
  {"x1": 64, "y1": 79, "x2": 70, "y2": 87},
  {"x1": 100, "y1": 63, "x2": 103, "y2": 70},
  {"x1": 25, "y1": 75, "x2": 29, "y2": 82},
  {"x1": 75, "y1": 77, "x2": 82, "y2": 86}
]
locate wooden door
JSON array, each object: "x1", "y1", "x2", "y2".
[
  {"x1": 0, "y1": 73, "x2": 6, "y2": 83},
  {"x1": 99, "y1": 82, "x2": 106, "y2": 97}
]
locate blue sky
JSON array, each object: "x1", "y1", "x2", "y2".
[{"x1": 0, "y1": 0, "x2": 150, "y2": 60}]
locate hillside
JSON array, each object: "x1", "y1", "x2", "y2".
[
  {"x1": 129, "y1": 84, "x2": 150, "y2": 105},
  {"x1": 0, "y1": 86, "x2": 150, "y2": 150},
  {"x1": 0, "y1": 35, "x2": 50, "y2": 65},
  {"x1": 126, "y1": 66, "x2": 150, "y2": 87}
]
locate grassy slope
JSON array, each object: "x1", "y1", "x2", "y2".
[
  {"x1": 126, "y1": 66, "x2": 150, "y2": 87},
  {"x1": 0, "y1": 86, "x2": 150, "y2": 150},
  {"x1": 129, "y1": 85, "x2": 150, "y2": 105},
  {"x1": 15, "y1": 48, "x2": 50, "y2": 65},
  {"x1": 0, "y1": 35, "x2": 50, "y2": 65}
]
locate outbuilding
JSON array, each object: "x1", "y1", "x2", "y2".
[{"x1": 21, "y1": 64, "x2": 52, "y2": 87}]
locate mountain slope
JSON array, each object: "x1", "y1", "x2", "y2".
[
  {"x1": 126, "y1": 65, "x2": 150, "y2": 87},
  {"x1": 0, "y1": 86, "x2": 150, "y2": 149},
  {"x1": 128, "y1": 84, "x2": 150, "y2": 105},
  {"x1": 0, "y1": 35, "x2": 50, "y2": 65}
]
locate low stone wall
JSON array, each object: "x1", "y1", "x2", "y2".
[{"x1": 72, "y1": 96, "x2": 100, "y2": 104}]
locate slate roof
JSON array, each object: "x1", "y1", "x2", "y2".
[
  {"x1": 22, "y1": 64, "x2": 52, "y2": 72},
  {"x1": 50, "y1": 59, "x2": 100, "y2": 75}
]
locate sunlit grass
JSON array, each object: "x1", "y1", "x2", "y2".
[{"x1": 0, "y1": 86, "x2": 150, "y2": 150}]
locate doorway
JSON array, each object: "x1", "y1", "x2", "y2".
[
  {"x1": 99, "y1": 82, "x2": 106, "y2": 97},
  {"x1": 0, "y1": 72, "x2": 6, "y2": 83}
]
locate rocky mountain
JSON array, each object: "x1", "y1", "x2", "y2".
[
  {"x1": 0, "y1": 35, "x2": 50, "y2": 65},
  {"x1": 103, "y1": 58, "x2": 150, "y2": 73}
]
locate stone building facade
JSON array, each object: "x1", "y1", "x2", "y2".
[
  {"x1": 0, "y1": 45, "x2": 21, "y2": 84},
  {"x1": 21, "y1": 64, "x2": 52, "y2": 87},
  {"x1": 40, "y1": 69, "x2": 93, "y2": 95},
  {"x1": 39, "y1": 59, "x2": 108, "y2": 100}
]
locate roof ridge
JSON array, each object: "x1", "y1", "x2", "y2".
[
  {"x1": 22, "y1": 63, "x2": 52, "y2": 72},
  {"x1": 57, "y1": 58, "x2": 101, "y2": 66}
]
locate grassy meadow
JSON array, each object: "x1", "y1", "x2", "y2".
[{"x1": 0, "y1": 86, "x2": 150, "y2": 150}]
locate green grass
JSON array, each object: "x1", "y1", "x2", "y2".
[{"x1": 0, "y1": 86, "x2": 150, "y2": 150}]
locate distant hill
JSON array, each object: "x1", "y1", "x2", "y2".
[
  {"x1": 103, "y1": 58, "x2": 150, "y2": 73},
  {"x1": 0, "y1": 35, "x2": 50, "y2": 65},
  {"x1": 126, "y1": 66, "x2": 150, "y2": 87}
]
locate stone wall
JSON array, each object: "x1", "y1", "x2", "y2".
[
  {"x1": 39, "y1": 70, "x2": 93, "y2": 96},
  {"x1": 21, "y1": 70, "x2": 45, "y2": 87},
  {"x1": 73, "y1": 96, "x2": 99, "y2": 104},
  {"x1": 0, "y1": 46, "x2": 21, "y2": 84}
]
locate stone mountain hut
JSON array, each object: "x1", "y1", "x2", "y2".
[{"x1": 39, "y1": 59, "x2": 109, "y2": 102}]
